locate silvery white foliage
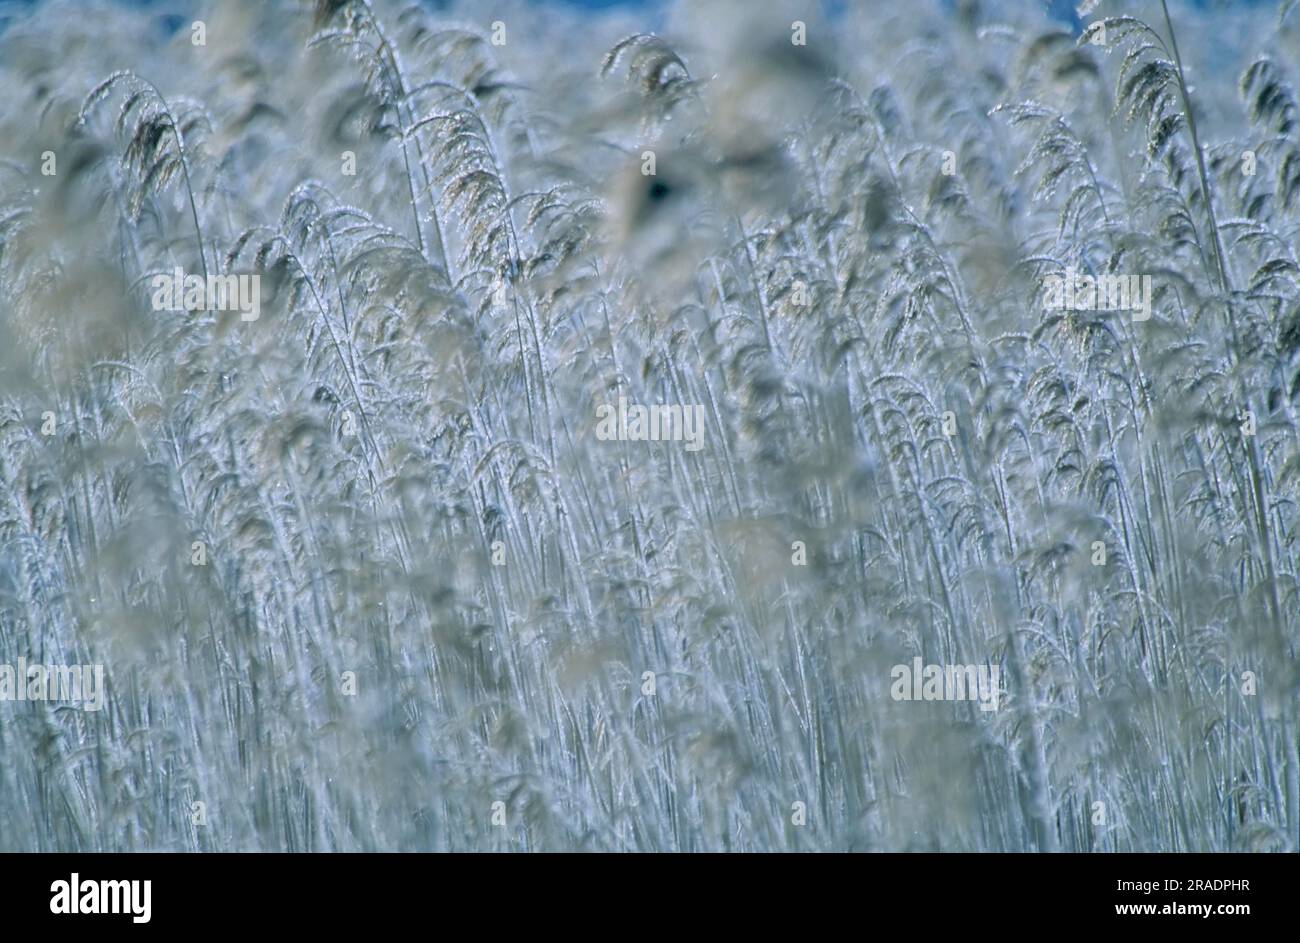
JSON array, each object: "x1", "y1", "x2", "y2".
[{"x1": 0, "y1": 0, "x2": 1297, "y2": 852}]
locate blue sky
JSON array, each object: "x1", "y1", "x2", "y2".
[{"x1": 0, "y1": 0, "x2": 1282, "y2": 35}]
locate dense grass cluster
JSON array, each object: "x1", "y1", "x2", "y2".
[{"x1": 0, "y1": 0, "x2": 1297, "y2": 851}]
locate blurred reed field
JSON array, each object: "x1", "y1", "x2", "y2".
[{"x1": 0, "y1": 0, "x2": 1298, "y2": 852}]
